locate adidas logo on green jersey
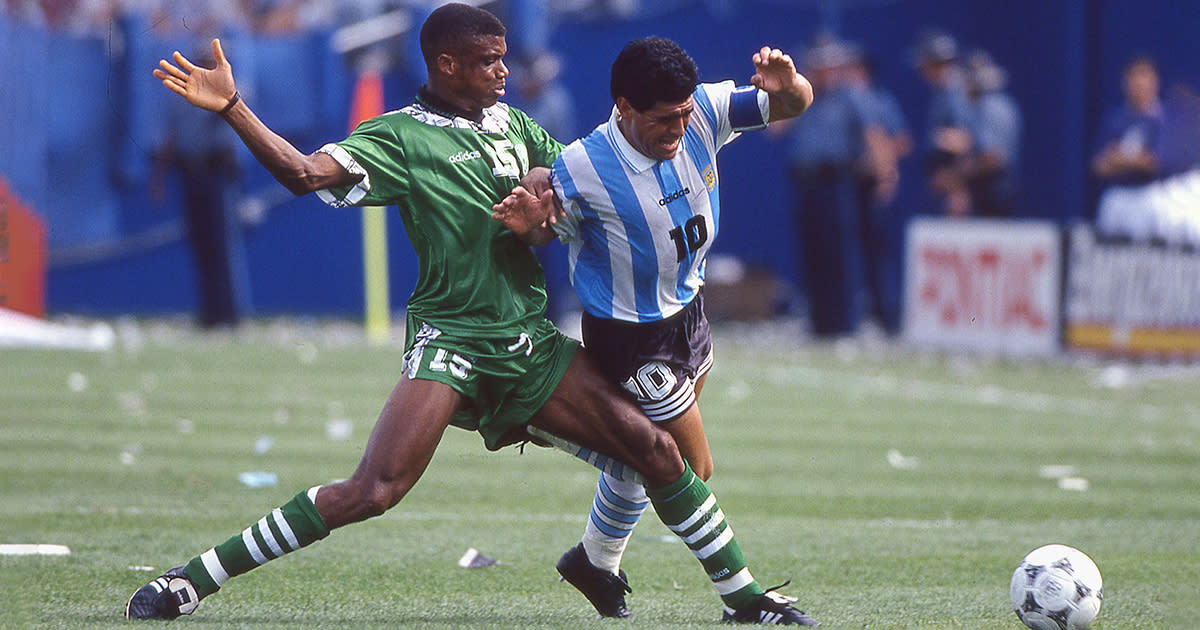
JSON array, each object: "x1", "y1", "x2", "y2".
[{"x1": 448, "y1": 150, "x2": 482, "y2": 164}]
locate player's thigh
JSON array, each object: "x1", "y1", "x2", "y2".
[{"x1": 530, "y1": 349, "x2": 683, "y2": 487}]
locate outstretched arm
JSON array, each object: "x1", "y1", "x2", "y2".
[
  {"x1": 750, "y1": 46, "x2": 814, "y2": 122},
  {"x1": 153, "y1": 38, "x2": 358, "y2": 196}
]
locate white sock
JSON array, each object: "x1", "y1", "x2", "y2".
[{"x1": 580, "y1": 472, "x2": 649, "y2": 574}]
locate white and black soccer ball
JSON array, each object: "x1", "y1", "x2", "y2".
[{"x1": 1010, "y1": 544, "x2": 1103, "y2": 630}]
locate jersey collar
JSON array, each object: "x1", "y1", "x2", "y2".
[
  {"x1": 416, "y1": 86, "x2": 482, "y2": 123},
  {"x1": 414, "y1": 86, "x2": 510, "y2": 134},
  {"x1": 605, "y1": 106, "x2": 659, "y2": 173}
]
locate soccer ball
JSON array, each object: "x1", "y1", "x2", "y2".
[{"x1": 1010, "y1": 544, "x2": 1103, "y2": 630}]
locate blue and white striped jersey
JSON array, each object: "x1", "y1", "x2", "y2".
[{"x1": 551, "y1": 81, "x2": 768, "y2": 322}]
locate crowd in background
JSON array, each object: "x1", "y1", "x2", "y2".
[
  {"x1": 3, "y1": 0, "x2": 396, "y2": 36},
  {"x1": 6, "y1": 1, "x2": 1198, "y2": 335}
]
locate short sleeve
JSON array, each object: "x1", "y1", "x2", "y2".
[
  {"x1": 315, "y1": 116, "x2": 410, "y2": 208},
  {"x1": 695, "y1": 81, "x2": 768, "y2": 150}
]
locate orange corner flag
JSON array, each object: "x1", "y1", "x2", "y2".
[{"x1": 349, "y1": 71, "x2": 385, "y2": 131}]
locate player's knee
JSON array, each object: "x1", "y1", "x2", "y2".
[
  {"x1": 342, "y1": 477, "x2": 409, "y2": 520},
  {"x1": 633, "y1": 426, "x2": 684, "y2": 486},
  {"x1": 692, "y1": 457, "x2": 713, "y2": 482},
  {"x1": 365, "y1": 480, "x2": 409, "y2": 518}
]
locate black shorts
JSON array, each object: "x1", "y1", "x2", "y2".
[{"x1": 581, "y1": 293, "x2": 713, "y2": 423}]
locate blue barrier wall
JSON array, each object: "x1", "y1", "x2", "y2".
[{"x1": 1, "y1": 1, "x2": 1197, "y2": 317}]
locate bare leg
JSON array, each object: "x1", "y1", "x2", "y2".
[
  {"x1": 317, "y1": 376, "x2": 461, "y2": 529},
  {"x1": 153, "y1": 376, "x2": 460, "y2": 605},
  {"x1": 530, "y1": 350, "x2": 684, "y2": 488}
]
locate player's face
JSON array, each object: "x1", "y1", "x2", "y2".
[
  {"x1": 617, "y1": 96, "x2": 694, "y2": 161},
  {"x1": 449, "y1": 35, "x2": 509, "y2": 113}
]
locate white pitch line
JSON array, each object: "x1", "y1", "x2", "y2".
[{"x1": 0, "y1": 544, "x2": 71, "y2": 556}]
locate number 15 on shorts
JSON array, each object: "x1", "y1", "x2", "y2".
[{"x1": 430, "y1": 349, "x2": 473, "y2": 380}]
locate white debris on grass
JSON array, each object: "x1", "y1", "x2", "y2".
[
  {"x1": 886, "y1": 449, "x2": 920, "y2": 470},
  {"x1": 457, "y1": 547, "x2": 497, "y2": 568},
  {"x1": 238, "y1": 472, "x2": 278, "y2": 488},
  {"x1": 67, "y1": 371, "x2": 89, "y2": 393},
  {"x1": 1039, "y1": 464, "x2": 1089, "y2": 491},
  {"x1": 254, "y1": 435, "x2": 274, "y2": 455},
  {"x1": 119, "y1": 444, "x2": 142, "y2": 465},
  {"x1": 1058, "y1": 477, "x2": 1090, "y2": 491}
]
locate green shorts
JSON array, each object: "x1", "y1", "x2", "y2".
[{"x1": 402, "y1": 315, "x2": 578, "y2": 450}]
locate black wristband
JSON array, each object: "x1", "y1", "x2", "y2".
[{"x1": 218, "y1": 91, "x2": 240, "y2": 116}]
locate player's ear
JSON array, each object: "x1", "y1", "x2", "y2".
[
  {"x1": 436, "y1": 53, "x2": 457, "y2": 79},
  {"x1": 615, "y1": 97, "x2": 634, "y2": 121}
]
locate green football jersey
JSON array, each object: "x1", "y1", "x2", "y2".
[{"x1": 316, "y1": 95, "x2": 563, "y2": 339}]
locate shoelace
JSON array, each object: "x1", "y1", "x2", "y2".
[{"x1": 761, "y1": 580, "x2": 799, "y2": 606}]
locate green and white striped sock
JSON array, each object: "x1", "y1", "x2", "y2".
[
  {"x1": 646, "y1": 462, "x2": 764, "y2": 609},
  {"x1": 182, "y1": 486, "x2": 330, "y2": 598}
]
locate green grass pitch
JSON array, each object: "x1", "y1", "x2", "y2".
[{"x1": 2, "y1": 320, "x2": 1198, "y2": 629}]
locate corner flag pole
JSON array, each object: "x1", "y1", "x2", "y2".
[{"x1": 349, "y1": 71, "x2": 390, "y2": 344}]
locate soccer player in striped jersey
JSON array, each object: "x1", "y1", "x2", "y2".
[
  {"x1": 129, "y1": 4, "x2": 812, "y2": 626},
  {"x1": 492, "y1": 37, "x2": 815, "y2": 624}
]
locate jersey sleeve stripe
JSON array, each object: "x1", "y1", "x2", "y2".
[
  {"x1": 693, "y1": 85, "x2": 719, "y2": 136},
  {"x1": 314, "y1": 143, "x2": 371, "y2": 207}
]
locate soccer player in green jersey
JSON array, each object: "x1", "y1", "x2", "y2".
[{"x1": 129, "y1": 3, "x2": 815, "y2": 625}]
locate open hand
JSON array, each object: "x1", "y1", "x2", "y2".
[
  {"x1": 750, "y1": 46, "x2": 800, "y2": 95},
  {"x1": 491, "y1": 186, "x2": 558, "y2": 236},
  {"x1": 153, "y1": 38, "x2": 238, "y2": 112}
]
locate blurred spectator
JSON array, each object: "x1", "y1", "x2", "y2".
[
  {"x1": 775, "y1": 36, "x2": 869, "y2": 338},
  {"x1": 1093, "y1": 56, "x2": 1200, "y2": 244},
  {"x1": 958, "y1": 49, "x2": 1022, "y2": 217},
  {"x1": 1092, "y1": 54, "x2": 1163, "y2": 187},
  {"x1": 250, "y1": 0, "x2": 349, "y2": 34},
  {"x1": 6, "y1": 0, "x2": 118, "y2": 35},
  {"x1": 842, "y1": 44, "x2": 911, "y2": 334},
  {"x1": 140, "y1": 0, "x2": 253, "y2": 35},
  {"x1": 152, "y1": 40, "x2": 249, "y2": 329},
  {"x1": 1091, "y1": 54, "x2": 1164, "y2": 240},
  {"x1": 911, "y1": 28, "x2": 971, "y2": 216}
]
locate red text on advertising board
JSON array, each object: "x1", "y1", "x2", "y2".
[{"x1": 918, "y1": 244, "x2": 1049, "y2": 331}]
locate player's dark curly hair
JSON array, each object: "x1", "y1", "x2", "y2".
[
  {"x1": 419, "y1": 3, "x2": 506, "y2": 68},
  {"x1": 610, "y1": 36, "x2": 698, "y2": 112}
]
